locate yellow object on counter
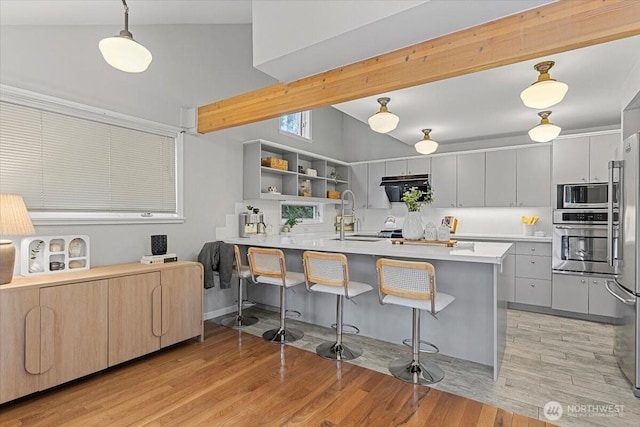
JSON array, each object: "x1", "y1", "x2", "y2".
[{"x1": 521, "y1": 215, "x2": 539, "y2": 225}]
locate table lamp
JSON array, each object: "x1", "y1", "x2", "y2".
[{"x1": 0, "y1": 194, "x2": 35, "y2": 285}]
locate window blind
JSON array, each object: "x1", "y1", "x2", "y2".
[{"x1": 0, "y1": 101, "x2": 177, "y2": 214}]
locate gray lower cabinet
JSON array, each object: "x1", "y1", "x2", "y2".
[
  {"x1": 552, "y1": 273, "x2": 623, "y2": 317},
  {"x1": 515, "y1": 278, "x2": 551, "y2": 306},
  {"x1": 551, "y1": 274, "x2": 589, "y2": 313},
  {"x1": 588, "y1": 277, "x2": 624, "y2": 317},
  {"x1": 514, "y1": 242, "x2": 552, "y2": 307}
]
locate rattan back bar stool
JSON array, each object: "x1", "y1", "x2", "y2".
[
  {"x1": 247, "y1": 247, "x2": 305, "y2": 343},
  {"x1": 376, "y1": 258, "x2": 455, "y2": 385},
  {"x1": 221, "y1": 245, "x2": 259, "y2": 328},
  {"x1": 303, "y1": 251, "x2": 373, "y2": 360}
]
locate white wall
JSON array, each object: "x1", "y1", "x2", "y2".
[
  {"x1": 0, "y1": 23, "x2": 345, "y2": 315},
  {"x1": 342, "y1": 113, "x2": 415, "y2": 162},
  {"x1": 252, "y1": 0, "x2": 425, "y2": 78}
]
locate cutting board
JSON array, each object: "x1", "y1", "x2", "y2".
[{"x1": 391, "y1": 238, "x2": 457, "y2": 247}]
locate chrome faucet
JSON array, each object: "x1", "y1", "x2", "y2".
[{"x1": 340, "y1": 190, "x2": 356, "y2": 241}]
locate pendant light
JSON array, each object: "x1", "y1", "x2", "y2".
[
  {"x1": 368, "y1": 97, "x2": 399, "y2": 133},
  {"x1": 414, "y1": 129, "x2": 439, "y2": 154},
  {"x1": 99, "y1": 0, "x2": 152, "y2": 73},
  {"x1": 520, "y1": 61, "x2": 568, "y2": 109},
  {"x1": 528, "y1": 111, "x2": 561, "y2": 142}
]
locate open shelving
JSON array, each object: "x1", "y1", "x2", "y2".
[{"x1": 243, "y1": 139, "x2": 350, "y2": 203}]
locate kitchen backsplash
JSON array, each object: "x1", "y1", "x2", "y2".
[
  {"x1": 356, "y1": 205, "x2": 552, "y2": 236},
  {"x1": 217, "y1": 200, "x2": 551, "y2": 239}
]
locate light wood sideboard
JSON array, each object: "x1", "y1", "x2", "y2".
[{"x1": 0, "y1": 261, "x2": 203, "y2": 404}]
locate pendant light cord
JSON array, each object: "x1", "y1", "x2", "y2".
[{"x1": 121, "y1": 0, "x2": 129, "y2": 32}]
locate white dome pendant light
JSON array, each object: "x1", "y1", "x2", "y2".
[
  {"x1": 520, "y1": 61, "x2": 568, "y2": 109},
  {"x1": 528, "y1": 111, "x2": 561, "y2": 142},
  {"x1": 414, "y1": 129, "x2": 439, "y2": 154},
  {"x1": 368, "y1": 97, "x2": 399, "y2": 133},
  {"x1": 99, "y1": 0, "x2": 152, "y2": 73}
]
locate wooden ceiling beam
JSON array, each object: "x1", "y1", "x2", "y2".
[{"x1": 197, "y1": 0, "x2": 640, "y2": 134}]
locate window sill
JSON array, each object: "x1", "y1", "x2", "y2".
[{"x1": 31, "y1": 214, "x2": 185, "y2": 226}]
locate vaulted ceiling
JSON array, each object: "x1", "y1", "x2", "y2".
[{"x1": 2, "y1": 1, "x2": 638, "y2": 147}]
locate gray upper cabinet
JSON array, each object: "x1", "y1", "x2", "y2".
[
  {"x1": 407, "y1": 157, "x2": 431, "y2": 175},
  {"x1": 367, "y1": 162, "x2": 390, "y2": 209},
  {"x1": 430, "y1": 155, "x2": 457, "y2": 208},
  {"x1": 516, "y1": 145, "x2": 551, "y2": 207},
  {"x1": 456, "y1": 152, "x2": 485, "y2": 208},
  {"x1": 385, "y1": 160, "x2": 407, "y2": 176},
  {"x1": 485, "y1": 149, "x2": 516, "y2": 207},
  {"x1": 552, "y1": 132, "x2": 620, "y2": 184},
  {"x1": 589, "y1": 133, "x2": 620, "y2": 182},
  {"x1": 349, "y1": 163, "x2": 369, "y2": 209},
  {"x1": 552, "y1": 136, "x2": 589, "y2": 184}
]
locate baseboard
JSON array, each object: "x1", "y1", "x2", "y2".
[
  {"x1": 203, "y1": 305, "x2": 237, "y2": 321},
  {"x1": 508, "y1": 302, "x2": 621, "y2": 324}
]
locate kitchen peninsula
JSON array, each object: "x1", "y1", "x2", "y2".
[{"x1": 225, "y1": 234, "x2": 513, "y2": 380}]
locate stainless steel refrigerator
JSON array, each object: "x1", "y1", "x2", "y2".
[{"x1": 606, "y1": 132, "x2": 640, "y2": 398}]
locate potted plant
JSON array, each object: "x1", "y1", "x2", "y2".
[
  {"x1": 282, "y1": 217, "x2": 300, "y2": 233},
  {"x1": 401, "y1": 186, "x2": 431, "y2": 240}
]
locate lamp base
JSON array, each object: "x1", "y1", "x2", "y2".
[{"x1": 0, "y1": 240, "x2": 16, "y2": 285}]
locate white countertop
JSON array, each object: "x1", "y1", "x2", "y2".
[
  {"x1": 225, "y1": 233, "x2": 512, "y2": 264},
  {"x1": 452, "y1": 232, "x2": 552, "y2": 243}
]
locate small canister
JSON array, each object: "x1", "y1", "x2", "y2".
[
  {"x1": 424, "y1": 222, "x2": 437, "y2": 241},
  {"x1": 437, "y1": 225, "x2": 451, "y2": 242}
]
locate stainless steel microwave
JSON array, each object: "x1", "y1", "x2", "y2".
[{"x1": 557, "y1": 183, "x2": 614, "y2": 209}]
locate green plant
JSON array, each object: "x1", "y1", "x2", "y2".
[
  {"x1": 285, "y1": 217, "x2": 300, "y2": 228},
  {"x1": 30, "y1": 240, "x2": 43, "y2": 260},
  {"x1": 402, "y1": 186, "x2": 431, "y2": 212}
]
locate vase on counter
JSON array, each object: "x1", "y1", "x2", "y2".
[{"x1": 402, "y1": 211, "x2": 424, "y2": 240}]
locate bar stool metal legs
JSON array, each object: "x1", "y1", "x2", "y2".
[
  {"x1": 222, "y1": 275, "x2": 258, "y2": 328},
  {"x1": 316, "y1": 294, "x2": 363, "y2": 361},
  {"x1": 388, "y1": 308, "x2": 444, "y2": 385},
  {"x1": 262, "y1": 285, "x2": 303, "y2": 343}
]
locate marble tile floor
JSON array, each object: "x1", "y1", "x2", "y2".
[{"x1": 212, "y1": 307, "x2": 639, "y2": 426}]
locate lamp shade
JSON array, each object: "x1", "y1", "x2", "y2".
[
  {"x1": 520, "y1": 61, "x2": 568, "y2": 109},
  {"x1": 414, "y1": 129, "x2": 439, "y2": 154},
  {"x1": 0, "y1": 194, "x2": 35, "y2": 236},
  {"x1": 368, "y1": 97, "x2": 399, "y2": 133},
  {"x1": 99, "y1": 32, "x2": 152, "y2": 73},
  {"x1": 528, "y1": 111, "x2": 561, "y2": 143}
]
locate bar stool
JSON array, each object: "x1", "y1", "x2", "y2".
[
  {"x1": 247, "y1": 247, "x2": 305, "y2": 343},
  {"x1": 302, "y1": 251, "x2": 373, "y2": 361},
  {"x1": 376, "y1": 258, "x2": 455, "y2": 385},
  {"x1": 221, "y1": 245, "x2": 259, "y2": 328}
]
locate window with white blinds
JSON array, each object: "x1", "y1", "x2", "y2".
[{"x1": 0, "y1": 92, "x2": 181, "y2": 224}]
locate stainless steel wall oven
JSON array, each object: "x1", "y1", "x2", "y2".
[{"x1": 552, "y1": 210, "x2": 619, "y2": 276}]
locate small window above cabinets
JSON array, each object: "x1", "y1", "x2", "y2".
[{"x1": 243, "y1": 139, "x2": 349, "y2": 203}]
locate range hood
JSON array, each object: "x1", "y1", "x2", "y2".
[{"x1": 380, "y1": 174, "x2": 431, "y2": 203}]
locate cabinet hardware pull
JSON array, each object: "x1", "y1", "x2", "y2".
[
  {"x1": 530, "y1": 260, "x2": 535, "y2": 264},
  {"x1": 530, "y1": 283, "x2": 535, "y2": 287},
  {"x1": 580, "y1": 279, "x2": 586, "y2": 283},
  {"x1": 531, "y1": 248, "x2": 536, "y2": 251}
]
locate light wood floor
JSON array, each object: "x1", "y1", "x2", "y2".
[
  {"x1": 232, "y1": 307, "x2": 639, "y2": 427},
  {"x1": 0, "y1": 320, "x2": 553, "y2": 427}
]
